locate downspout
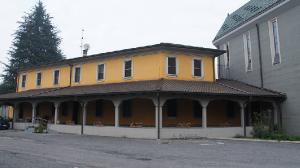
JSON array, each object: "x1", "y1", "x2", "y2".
[
  {"x1": 246, "y1": 96, "x2": 253, "y2": 137},
  {"x1": 157, "y1": 92, "x2": 160, "y2": 139},
  {"x1": 256, "y1": 24, "x2": 264, "y2": 88},
  {"x1": 69, "y1": 64, "x2": 73, "y2": 87}
]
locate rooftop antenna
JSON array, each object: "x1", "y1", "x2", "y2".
[{"x1": 80, "y1": 29, "x2": 84, "y2": 56}]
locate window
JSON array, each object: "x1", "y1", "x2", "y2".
[
  {"x1": 36, "y1": 72, "x2": 42, "y2": 86},
  {"x1": 223, "y1": 43, "x2": 230, "y2": 69},
  {"x1": 193, "y1": 101, "x2": 202, "y2": 119},
  {"x1": 124, "y1": 59, "x2": 132, "y2": 78},
  {"x1": 166, "y1": 99, "x2": 177, "y2": 118},
  {"x1": 193, "y1": 59, "x2": 203, "y2": 77},
  {"x1": 122, "y1": 100, "x2": 132, "y2": 118},
  {"x1": 97, "y1": 64, "x2": 105, "y2": 81},
  {"x1": 74, "y1": 67, "x2": 81, "y2": 83},
  {"x1": 243, "y1": 32, "x2": 253, "y2": 71},
  {"x1": 167, "y1": 57, "x2": 177, "y2": 75},
  {"x1": 21, "y1": 75, "x2": 26, "y2": 88},
  {"x1": 269, "y1": 18, "x2": 281, "y2": 65},
  {"x1": 95, "y1": 100, "x2": 103, "y2": 117},
  {"x1": 53, "y1": 70, "x2": 60, "y2": 85}
]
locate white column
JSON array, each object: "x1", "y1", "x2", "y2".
[
  {"x1": 82, "y1": 102, "x2": 87, "y2": 126},
  {"x1": 200, "y1": 100, "x2": 209, "y2": 129},
  {"x1": 239, "y1": 102, "x2": 245, "y2": 128},
  {"x1": 54, "y1": 102, "x2": 60, "y2": 125},
  {"x1": 32, "y1": 103, "x2": 37, "y2": 124},
  {"x1": 159, "y1": 105, "x2": 163, "y2": 129},
  {"x1": 113, "y1": 100, "x2": 121, "y2": 127},
  {"x1": 13, "y1": 103, "x2": 19, "y2": 122}
]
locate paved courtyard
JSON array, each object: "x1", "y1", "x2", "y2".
[{"x1": 0, "y1": 130, "x2": 300, "y2": 168}]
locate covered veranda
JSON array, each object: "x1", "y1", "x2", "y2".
[{"x1": 0, "y1": 79, "x2": 285, "y2": 139}]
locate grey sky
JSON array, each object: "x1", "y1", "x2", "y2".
[{"x1": 0, "y1": 0, "x2": 248, "y2": 73}]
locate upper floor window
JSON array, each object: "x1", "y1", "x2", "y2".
[
  {"x1": 167, "y1": 57, "x2": 177, "y2": 76},
  {"x1": 223, "y1": 43, "x2": 230, "y2": 69},
  {"x1": 53, "y1": 70, "x2": 60, "y2": 85},
  {"x1": 124, "y1": 59, "x2": 132, "y2": 79},
  {"x1": 97, "y1": 64, "x2": 105, "y2": 81},
  {"x1": 36, "y1": 72, "x2": 42, "y2": 87},
  {"x1": 269, "y1": 18, "x2": 281, "y2": 65},
  {"x1": 193, "y1": 58, "x2": 203, "y2": 77},
  {"x1": 243, "y1": 32, "x2": 253, "y2": 72},
  {"x1": 21, "y1": 74, "x2": 26, "y2": 88},
  {"x1": 74, "y1": 67, "x2": 81, "y2": 83}
]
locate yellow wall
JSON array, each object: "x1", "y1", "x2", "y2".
[{"x1": 18, "y1": 52, "x2": 215, "y2": 92}]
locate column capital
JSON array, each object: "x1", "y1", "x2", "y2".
[
  {"x1": 199, "y1": 99, "x2": 210, "y2": 108},
  {"x1": 112, "y1": 99, "x2": 122, "y2": 107},
  {"x1": 239, "y1": 101, "x2": 246, "y2": 108}
]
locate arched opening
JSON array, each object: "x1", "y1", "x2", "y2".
[
  {"x1": 207, "y1": 100, "x2": 241, "y2": 127},
  {"x1": 245, "y1": 101, "x2": 274, "y2": 127},
  {"x1": 36, "y1": 102, "x2": 55, "y2": 123},
  {"x1": 0, "y1": 104, "x2": 14, "y2": 121},
  {"x1": 119, "y1": 98, "x2": 155, "y2": 127},
  {"x1": 162, "y1": 99, "x2": 202, "y2": 127},
  {"x1": 58, "y1": 101, "x2": 82, "y2": 125},
  {"x1": 17, "y1": 102, "x2": 33, "y2": 123},
  {"x1": 86, "y1": 99, "x2": 115, "y2": 126}
]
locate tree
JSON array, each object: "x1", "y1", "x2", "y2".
[{"x1": 0, "y1": 1, "x2": 64, "y2": 92}]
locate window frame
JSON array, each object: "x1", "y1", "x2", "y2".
[
  {"x1": 223, "y1": 43, "x2": 230, "y2": 69},
  {"x1": 36, "y1": 72, "x2": 42, "y2": 87},
  {"x1": 53, "y1": 69, "x2": 60, "y2": 86},
  {"x1": 20, "y1": 74, "x2": 27, "y2": 88},
  {"x1": 166, "y1": 56, "x2": 178, "y2": 77},
  {"x1": 243, "y1": 31, "x2": 253, "y2": 72},
  {"x1": 123, "y1": 58, "x2": 133, "y2": 79},
  {"x1": 96, "y1": 63, "x2": 106, "y2": 82},
  {"x1": 268, "y1": 17, "x2": 281, "y2": 65},
  {"x1": 74, "y1": 66, "x2": 81, "y2": 84},
  {"x1": 192, "y1": 58, "x2": 204, "y2": 78}
]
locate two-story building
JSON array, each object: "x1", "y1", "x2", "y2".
[
  {"x1": 0, "y1": 43, "x2": 284, "y2": 139},
  {"x1": 214, "y1": 0, "x2": 300, "y2": 135}
]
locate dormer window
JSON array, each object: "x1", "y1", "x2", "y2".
[
  {"x1": 53, "y1": 70, "x2": 60, "y2": 85},
  {"x1": 97, "y1": 64, "x2": 105, "y2": 81},
  {"x1": 74, "y1": 67, "x2": 81, "y2": 83},
  {"x1": 124, "y1": 59, "x2": 132, "y2": 79},
  {"x1": 21, "y1": 74, "x2": 26, "y2": 88},
  {"x1": 167, "y1": 57, "x2": 177, "y2": 76},
  {"x1": 36, "y1": 72, "x2": 42, "y2": 87},
  {"x1": 193, "y1": 58, "x2": 203, "y2": 77}
]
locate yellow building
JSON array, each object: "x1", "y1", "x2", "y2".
[{"x1": 0, "y1": 43, "x2": 284, "y2": 139}]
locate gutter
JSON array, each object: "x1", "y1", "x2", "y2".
[
  {"x1": 213, "y1": 0, "x2": 291, "y2": 45},
  {"x1": 256, "y1": 24, "x2": 264, "y2": 88}
]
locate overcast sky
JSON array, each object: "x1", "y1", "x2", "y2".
[{"x1": 0, "y1": 0, "x2": 249, "y2": 73}]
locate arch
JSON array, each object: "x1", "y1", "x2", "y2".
[
  {"x1": 86, "y1": 99, "x2": 115, "y2": 126},
  {"x1": 245, "y1": 101, "x2": 274, "y2": 127},
  {"x1": 58, "y1": 100, "x2": 82, "y2": 125},
  {"x1": 207, "y1": 99, "x2": 241, "y2": 127},
  {"x1": 119, "y1": 98, "x2": 155, "y2": 127},
  {"x1": 162, "y1": 98, "x2": 202, "y2": 128},
  {"x1": 17, "y1": 102, "x2": 33, "y2": 123},
  {"x1": 36, "y1": 101, "x2": 55, "y2": 123}
]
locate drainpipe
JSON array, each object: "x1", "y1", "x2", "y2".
[
  {"x1": 256, "y1": 24, "x2": 264, "y2": 88},
  {"x1": 69, "y1": 64, "x2": 73, "y2": 87},
  {"x1": 246, "y1": 96, "x2": 253, "y2": 137},
  {"x1": 157, "y1": 92, "x2": 161, "y2": 139}
]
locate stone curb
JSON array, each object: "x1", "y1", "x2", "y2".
[{"x1": 215, "y1": 137, "x2": 300, "y2": 144}]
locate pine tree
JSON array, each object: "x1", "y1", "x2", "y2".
[{"x1": 0, "y1": 1, "x2": 64, "y2": 92}]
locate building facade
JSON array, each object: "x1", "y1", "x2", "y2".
[
  {"x1": 214, "y1": 0, "x2": 300, "y2": 135},
  {"x1": 0, "y1": 43, "x2": 284, "y2": 139}
]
